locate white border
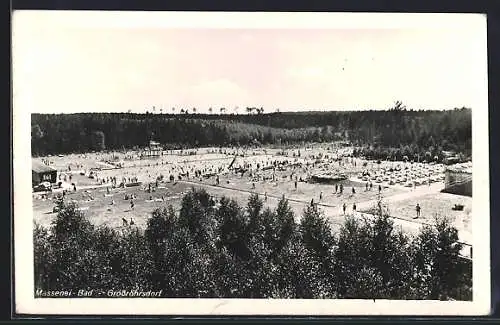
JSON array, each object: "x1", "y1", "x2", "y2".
[
  {"x1": 13, "y1": 11, "x2": 490, "y2": 316},
  {"x1": 11, "y1": 11, "x2": 485, "y2": 30}
]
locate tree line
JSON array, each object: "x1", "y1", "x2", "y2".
[
  {"x1": 34, "y1": 188, "x2": 471, "y2": 300},
  {"x1": 31, "y1": 105, "x2": 471, "y2": 160}
]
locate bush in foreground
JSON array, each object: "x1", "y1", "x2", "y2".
[{"x1": 34, "y1": 188, "x2": 472, "y2": 300}]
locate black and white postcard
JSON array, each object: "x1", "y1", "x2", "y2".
[{"x1": 12, "y1": 11, "x2": 491, "y2": 315}]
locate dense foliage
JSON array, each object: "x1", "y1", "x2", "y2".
[
  {"x1": 31, "y1": 105, "x2": 471, "y2": 158},
  {"x1": 34, "y1": 188, "x2": 472, "y2": 300}
]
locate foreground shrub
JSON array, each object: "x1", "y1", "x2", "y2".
[
  {"x1": 411, "y1": 217, "x2": 471, "y2": 300},
  {"x1": 34, "y1": 188, "x2": 472, "y2": 300}
]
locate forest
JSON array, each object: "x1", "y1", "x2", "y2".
[
  {"x1": 34, "y1": 188, "x2": 472, "y2": 300},
  {"x1": 31, "y1": 104, "x2": 471, "y2": 162}
]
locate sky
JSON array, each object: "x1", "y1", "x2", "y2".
[{"x1": 12, "y1": 11, "x2": 488, "y2": 114}]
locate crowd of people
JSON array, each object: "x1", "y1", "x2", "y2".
[{"x1": 36, "y1": 146, "x2": 438, "y2": 224}]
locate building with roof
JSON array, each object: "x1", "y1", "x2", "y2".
[
  {"x1": 443, "y1": 162, "x2": 472, "y2": 197},
  {"x1": 142, "y1": 140, "x2": 162, "y2": 158},
  {"x1": 32, "y1": 160, "x2": 57, "y2": 187}
]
